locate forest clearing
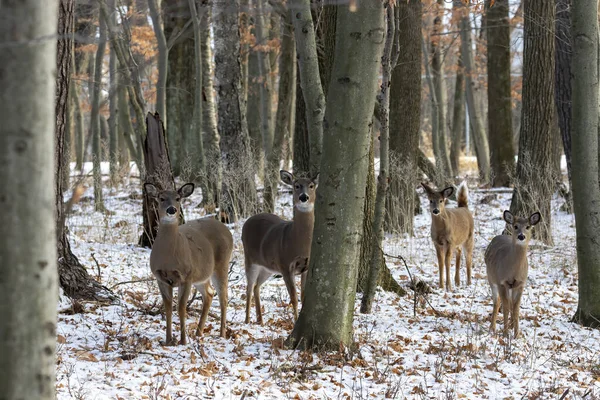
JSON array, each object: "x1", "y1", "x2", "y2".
[{"x1": 53, "y1": 161, "x2": 598, "y2": 399}]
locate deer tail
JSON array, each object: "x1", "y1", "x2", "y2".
[{"x1": 457, "y1": 181, "x2": 469, "y2": 208}]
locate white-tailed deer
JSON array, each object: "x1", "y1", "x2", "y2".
[
  {"x1": 422, "y1": 182, "x2": 474, "y2": 291},
  {"x1": 485, "y1": 210, "x2": 541, "y2": 337},
  {"x1": 145, "y1": 183, "x2": 233, "y2": 345},
  {"x1": 242, "y1": 170, "x2": 318, "y2": 324}
]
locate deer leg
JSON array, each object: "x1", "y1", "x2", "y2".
[
  {"x1": 490, "y1": 283, "x2": 500, "y2": 333},
  {"x1": 454, "y1": 247, "x2": 462, "y2": 288},
  {"x1": 212, "y1": 274, "x2": 228, "y2": 338},
  {"x1": 244, "y1": 262, "x2": 259, "y2": 324},
  {"x1": 177, "y1": 282, "x2": 191, "y2": 345},
  {"x1": 444, "y1": 247, "x2": 453, "y2": 291},
  {"x1": 435, "y1": 245, "x2": 445, "y2": 289},
  {"x1": 283, "y1": 264, "x2": 299, "y2": 321},
  {"x1": 464, "y1": 237, "x2": 474, "y2": 286},
  {"x1": 511, "y1": 286, "x2": 524, "y2": 337},
  {"x1": 196, "y1": 282, "x2": 214, "y2": 337},
  {"x1": 158, "y1": 281, "x2": 175, "y2": 346},
  {"x1": 254, "y1": 270, "x2": 271, "y2": 325},
  {"x1": 498, "y1": 284, "x2": 510, "y2": 337}
]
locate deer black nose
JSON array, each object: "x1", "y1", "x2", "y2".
[
  {"x1": 433, "y1": 209, "x2": 440, "y2": 215},
  {"x1": 166, "y1": 206, "x2": 177, "y2": 215},
  {"x1": 517, "y1": 233, "x2": 525, "y2": 241},
  {"x1": 299, "y1": 193, "x2": 309, "y2": 202}
]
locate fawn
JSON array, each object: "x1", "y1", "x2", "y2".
[
  {"x1": 145, "y1": 183, "x2": 233, "y2": 345},
  {"x1": 242, "y1": 170, "x2": 318, "y2": 324},
  {"x1": 422, "y1": 182, "x2": 474, "y2": 291},
  {"x1": 485, "y1": 210, "x2": 541, "y2": 337}
]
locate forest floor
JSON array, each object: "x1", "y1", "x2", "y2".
[{"x1": 55, "y1": 161, "x2": 600, "y2": 400}]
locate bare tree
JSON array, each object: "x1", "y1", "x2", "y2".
[
  {"x1": 571, "y1": 0, "x2": 600, "y2": 328},
  {"x1": 0, "y1": 2, "x2": 59, "y2": 398},
  {"x1": 91, "y1": 10, "x2": 107, "y2": 211}
]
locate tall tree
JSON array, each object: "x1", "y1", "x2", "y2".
[
  {"x1": 0, "y1": 2, "x2": 59, "y2": 398},
  {"x1": 213, "y1": 0, "x2": 257, "y2": 221},
  {"x1": 108, "y1": 0, "x2": 120, "y2": 184},
  {"x1": 200, "y1": 0, "x2": 221, "y2": 207},
  {"x1": 291, "y1": 0, "x2": 325, "y2": 177},
  {"x1": 450, "y1": 55, "x2": 465, "y2": 174},
  {"x1": 486, "y1": 0, "x2": 515, "y2": 187},
  {"x1": 571, "y1": 0, "x2": 600, "y2": 328},
  {"x1": 287, "y1": 1, "x2": 385, "y2": 351},
  {"x1": 385, "y1": 0, "x2": 422, "y2": 235},
  {"x1": 555, "y1": 0, "x2": 573, "y2": 188},
  {"x1": 91, "y1": 11, "x2": 106, "y2": 211},
  {"x1": 148, "y1": 0, "x2": 168, "y2": 128},
  {"x1": 508, "y1": 0, "x2": 555, "y2": 245},
  {"x1": 456, "y1": 0, "x2": 490, "y2": 182}
]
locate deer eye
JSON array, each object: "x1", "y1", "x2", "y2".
[
  {"x1": 159, "y1": 197, "x2": 165, "y2": 202},
  {"x1": 295, "y1": 184, "x2": 300, "y2": 190},
  {"x1": 439, "y1": 199, "x2": 443, "y2": 203},
  {"x1": 309, "y1": 184, "x2": 314, "y2": 189},
  {"x1": 526, "y1": 225, "x2": 530, "y2": 230},
  {"x1": 176, "y1": 197, "x2": 181, "y2": 202},
  {"x1": 514, "y1": 225, "x2": 518, "y2": 230}
]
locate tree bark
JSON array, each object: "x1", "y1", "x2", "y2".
[
  {"x1": 256, "y1": 0, "x2": 274, "y2": 169},
  {"x1": 0, "y1": 2, "x2": 59, "y2": 398},
  {"x1": 91, "y1": 12, "x2": 106, "y2": 211},
  {"x1": 148, "y1": 0, "x2": 168, "y2": 128},
  {"x1": 200, "y1": 0, "x2": 221, "y2": 207},
  {"x1": 555, "y1": 0, "x2": 573, "y2": 188},
  {"x1": 264, "y1": 13, "x2": 296, "y2": 213},
  {"x1": 571, "y1": 0, "x2": 600, "y2": 328},
  {"x1": 385, "y1": 0, "x2": 422, "y2": 235},
  {"x1": 291, "y1": 0, "x2": 325, "y2": 177},
  {"x1": 108, "y1": 0, "x2": 119, "y2": 185},
  {"x1": 293, "y1": 72, "x2": 310, "y2": 176},
  {"x1": 450, "y1": 54, "x2": 465, "y2": 174},
  {"x1": 287, "y1": 2, "x2": 385, "y2": 351},
  {"x1": 508, "y1": 0, "x2": 555, "y2": 245},
  {"x1": 486, "y1": 0, "x2": 515, "y2": 187},
  {"x1": 430, "y1": 6, "x2": 453, "y2": 178},
  {"x1": 457, "y1": 0, "x2": 490, "y2": 182},
  {"x1": 213, "y1": 0, "x2": 258, "y2": 222}
]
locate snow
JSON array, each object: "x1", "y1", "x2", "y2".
[{"x1": 56, "y1": 162, "x2": 600, "y2": 399}]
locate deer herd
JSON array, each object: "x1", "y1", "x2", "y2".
[{"x1": 145, "y1": 172, "x2": 541, "y2": 345}]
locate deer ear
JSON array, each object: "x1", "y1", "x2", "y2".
[
  {"x1": 421, "y1": 182, "x2": 433, "y2": 194},
  {"x1": 280, "y1": 170, "x2": 294, "y2": 186},
  {"x1": 145, "y1": 183, "x2": 158, "y2": 198},
  {"x1": 503, "y1": 210, "x2": 514, "y2": 225},
  {"x1": 311, "y1": 173, "x2": 319, "y2": 188},
  {"x1": 441, "y1": 186, "x2": 454, "y2": 199},
  {"x1": 178, "y1": 183, "x2": 195, "y2": 198},
  {"x1": 529, "y1": 212, "x2": 541, "y2": 226}
]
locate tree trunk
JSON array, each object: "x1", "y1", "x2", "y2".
[
  {"x1": 385, "y1": 0, "x2": 422, "y2": 235},
  {"x1": 247, "y1": 50, "x2": 264, "y2": 174},
  {"x1": 200, "y1": 0, "x2": 221, "y2": 207},
  {"x1": 293, "y1": 73, "x2": 310, "y2": 176},
  {"x1": 291, "y1": 0, "x2": 325, "y2": 177},
  {"x1": 188, "y1": 0, "x2": 210, "y2": 205},
  {"x1": 118, "y1": 65, "x2": 139, "y2": 169},
  {"x1": 264, "y1": 13, "x2": 296, "y2": 213},
  {"x1": 287, "y1": 2, "x2": 385, "y2": 351},
  {"x1": 555, "y1": 0, "x2": 573, "y2": 188},
  {"x1": 139, "y1": 113, "x2": 179, "y2": 247},
  {"x1": 457, "y1": 0, "x2": 490, "y2": 182},
  {"x1": 163, "y1": 0, "x2": 194, "y2": 177},
  {"x1": 256, "y1": 0, "x2": 274, "y2": 175},
  {"x1": 508, "y1": 0, "x2": 555, "y2": 245},
  {"x1": 91, "y1": 13, "x2": 106, "y2": 211},
  {"x1": 486, "y1": 0, "x2": 515, "y2": 187},
  {"x1": 316, "y1": 3, "x2": 337, "y2": 97},
  {"x1": 148, "y1": 0, "x2": 168, "y2": 128},
  {"x1": 0, "y1": 2, "x2": 59, "y2": 398},
  {"x1": 109, "y1": 0, "x2": 119, "y2": 184},
  {"x1": 213, "y1": 0, "x2": 258, "y2": 222},
  {"x1": 430, "y1": 7, "x2": 453, "y2": 178},
  {"x1": 571, "y1": 0, "x2": 600, "y2": 328},
  {"x1": 450, "y1": 54, "x2": 465, "y2": 174}
]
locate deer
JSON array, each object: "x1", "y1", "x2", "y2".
[
  {"x1": 145, "y1": 182, "x2": 233, "y2": 346},
  {"x1": 242, "y1": 170, "x2": 319, "y2": 324},
  {"x1": 421, "y1": 181, "x2": 474, "y2": 291},
  {"x1": 485, "y1": 210, "x2": 541, "y2": 337}
]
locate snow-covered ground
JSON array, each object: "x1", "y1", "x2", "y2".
[{"x1": 56, "y1": 162, "x2": 600, "y2": 399}]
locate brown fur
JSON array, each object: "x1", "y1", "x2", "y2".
[
  {"x1": 485, "y1": 210, "x2": 541, "y2": 337},
  {"x1": 422, "y1": 182, "x2": 474, "y2": 291},
  {"x1": 145, "y1": 183, "x2": 233, "y2": 345},
  {"x1": 242, "y1": 170, "x2": 318, "y2": 324}
]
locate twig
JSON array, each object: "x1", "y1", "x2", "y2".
[
  {"x1": 109, "y1": 278, "x2": 154, "y2": 290},
  {"x1": 382, "y1": 250, "x2": 440, "y2": 317},
  {"x1": 90, "y1": 252, "x2": 102, "y2": 282}
]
